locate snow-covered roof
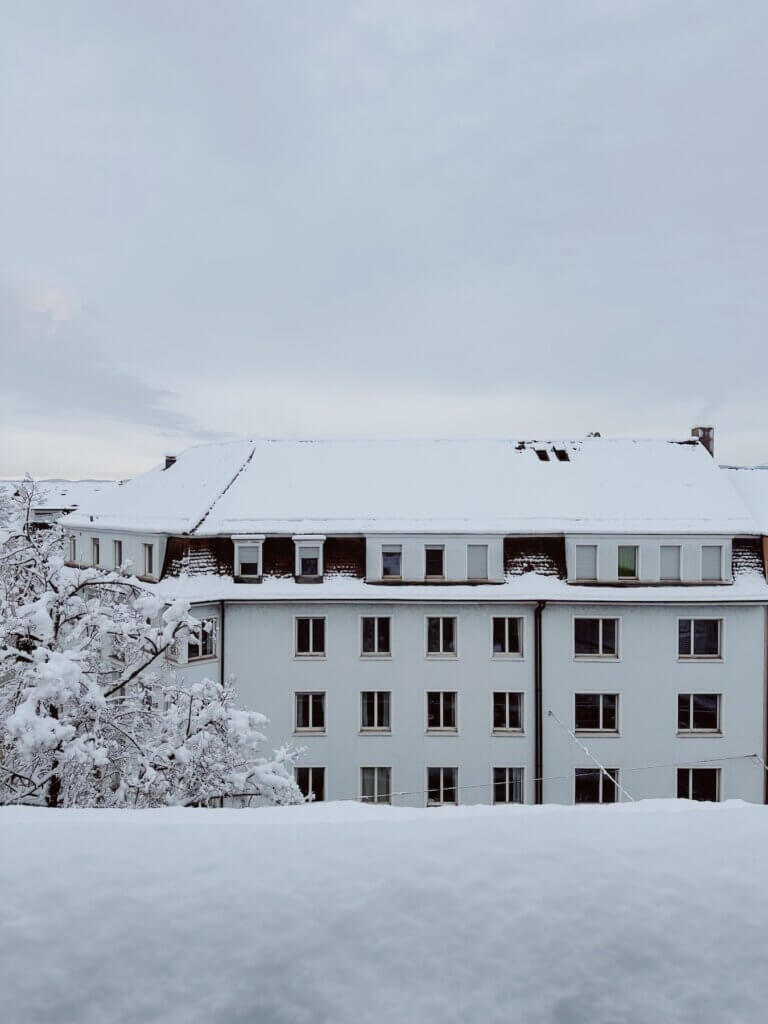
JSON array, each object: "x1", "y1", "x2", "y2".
[
  {"x1": 722, "y1": 467, "x2": 768, "y2": 534},
  {"x1": 64, "y1": 437, "x2": 758, "y2": 537},
  {"x1": 32, "y1": 479, "x2": 118, "y2": 511}
]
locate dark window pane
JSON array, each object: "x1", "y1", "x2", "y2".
[
  {"x1": 361, "y1": 691, "x2": 375, "y2": 728},
  {"x1": 377, "y1": 692, "x2": 391, "y2": 729},
  {"x1": 443, "y1": 768, "x2": 457, "y2": 803},
  {"x1": 427, "y1": 767, "x2": 441, "y2": 804},
  {"x1": 575, "y1": 694, "x2": 600, "y2": 730},
  {"x1": 296, "y1": 694, "x2": 309, "y2": 729},
  {"x1": 507, "y1": 618, "x2": 522, "y2": 654},
  {"x1": 602, "y1": 619, "x2": 617, "y2": 656},
  {"x1": 312, "y1": 618, "x2": 324, "y2": 653},
  {"x1": 297, "y1": 618, "x2": 310, "y2": 653},
  {"x1": 312, "y1": 768, "x2": 325, "y2": 802},
  {"x1": 677, "y1": 694, "x2": 690, "y2": 731},
  {"x1": 602, "y1": 770, "x2": 618, "y2": 804},
  {"x1": 508, "y1": 693, "x2": 522, "y2": 730},
  {"x1": 442, "y1": 618, "x2": 455, "y2": 653},
  {"x1": 602, "y1": 695, "x2": 617, "y2": 731},
  {"x1": 677, "y1": 768, "x2": 689, "y2": 799},
  {"x1": 574, "y1": 768, "x2": 600, "y2": 803},
  {"x1": 678, "y1": 620, "x2": 691, "y2": 657},
  {"x1": 427, "y1": 618, "x2": 441, "y2": 653},
  {"x1": 690, "y1": 769, "x2": 718, "y2": 802},
  {"x1": 493, "y1": 778, "x2": 507, "y2": 804},
  {"x1": 312, "y1": 693, "x2": 325, "y2": 729},
  {"x1": 296, "y1": 767, "x2": 310, "y2": 798},
  {"x1": 377, "y1": 618, "x2": 390, "y2": 654},
  {"x1": 361, "y1": 767, "x2": 375, "y2": 801},
  {"x1": 575, "y1": 619, "x2": 600, "y2": 655},
  {"x1": 240, "y1": 561, "x2": 259, "y2": 576},
  {"x1": 382, "y1": 549, "x2": 401, "y2": 577},
  {"x1": 425, "y1": 548, "x2": 444, "y2": 576},
  {"x1": 377, "y1": 768, "x2": 391, "y2": 803},
  {"x1": 493, "y1": 692, "x2": 507, "y2": 729},
  {"x1": 509, "y1": 768, "x2": 523, "y2": 803},
  {"x1": 492, "y1": 618, "x2": 506, "y2": 653},
  {"x1": 301, "y1": 556, "x2": 319, "y2": 576},
  {"x1": 692, "y1": 694, "x2": 719, "y2": 730},
  {"x1": 618, "y1": 546, "x2": 637, "y2": 578},
  {"x1": 693, "y1": 620, "x2": 719, "y2": 657},
  {"x1": 427, "y1": 692, "x2": 441, "y2": 729},
  {"x1": 362, "y1": 617, "x2": 375, "y2": 653},
  {"x1": 443, "y1": 693, "x2": 456, "y2": 729}
]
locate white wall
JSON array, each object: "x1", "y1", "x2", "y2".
[
  {"x1": 365, "y1": 535, "x2": 505, "y2": 582},
  {"x1": 564, "y1": 535, "x2": 732, "y2": 583},
  {"x1": 67, "y1": 529, "x2": 166, "y2": 580}
]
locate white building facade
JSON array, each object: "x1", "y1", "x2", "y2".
[{"x1": 63, "y1": 435, "x2": 768, "y2": 807}]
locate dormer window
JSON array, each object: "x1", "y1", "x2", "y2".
[
  {"x1": 617, "y1": 545, "x2": 638, "y2": 580},
  {"x1": 702, "y1": 545, "x2": 723, "y2": 582},
  {"x1": 425, "y1": 545, "x2": 445, "y2": 579},
  {"x1": 382, "y1": 544, "x2": 402, "y2": 579},
  {"x1": 467, "y1": 544, "x2": 488, "y2": 580},
  {"x1": 293, "y1": 535, "x2": 325, "y2": 581},
  {"x1": 234, "y1": 536, "x2": 264, "y2": 580}
]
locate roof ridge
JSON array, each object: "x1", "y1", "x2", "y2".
[{"x1": 189, "y1": 445, "x2": 256, "y2": 536}]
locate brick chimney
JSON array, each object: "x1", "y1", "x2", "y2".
[{"x1": 691, "y1": 426, "x2": 714, "y2": 457}]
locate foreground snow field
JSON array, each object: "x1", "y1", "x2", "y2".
[{"x1": 2, "y1": 801, "x2": 767, "y2": 1024}]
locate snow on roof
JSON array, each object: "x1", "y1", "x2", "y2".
[
  {"x1": 64, "y1": 437, "x2": 758, "y2": 537},
  {"x1": 722, "y1": 466, "x2": 768, "y2": 534},
  {"x1": 63, "y1": 441, "x2": 254, "y2": 534},
  {"x1": 32, "y1": 479, "x2": 118, "y2": 511}
]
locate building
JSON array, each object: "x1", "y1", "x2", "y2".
[{"x1": 61, "y1": 432, "x2": 768, "y2": 807}]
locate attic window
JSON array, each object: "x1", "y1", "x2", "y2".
[
  {"x1": 293, "y1": 536, "x2": 325, "y2": 580},
  {"x1": 554, "y1": 449, "x2": 569, "y2": 462},
  {"x1": 535, "y1": 449, "x2": 550, "y2": 462}
]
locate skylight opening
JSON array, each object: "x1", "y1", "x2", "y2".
[
  {"x1": 535, "y1": 449, "x2": 550, "y2": 462},
  {"x1": 554, "y1": 449, "x2": 570, "y2": 462}
]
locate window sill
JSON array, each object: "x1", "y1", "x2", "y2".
[
  {"x1": 676, "y1": 730, "x2": 722, "y2": 737},
  {"x1": 677, "y1": 656, "x2": 722, "y2": 662},
  {"x1": 359, "y1": 729, "x2": 392, "y2": 735},
  {"x1": 360, "y1": 653, "x2": 392, "y2": 660},
  {"x1": 426, "y1": 653, "x2": 458, "y2": 659},
  {"x1": 492, "y1": 729, "x2": 525, "y2": 736},
  {"x1": 187, "y1": 655, "x2": 217, "y2": 664},
  {"x1": 573, "y1": 655, "x2": 619, "y2": 661},
  {"x1": 425, "y1": 729, "x2": 458, "y2": 735},
  {"x1": 491, "y1": 653, "x2": 524, "y2": 660},
  {"x1": 235, "y1": 575, "x2": 262, "y2": 584},
  {"x1": 424, "y1": 576, "x2": 446, "y2": 583},
  {"x1": 574, "y1": 730, "x2": 620, "y2": 737},
  {"x1": 294, "y1": 653, "x2": 327, "y2": 659},
  {"x1": 294, "y1": 729, "x2": 326, "y2": 735},
  {"x1": 296, "y1": 576, "x2": 323, "y2": 584}
]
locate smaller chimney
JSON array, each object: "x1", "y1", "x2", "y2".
[
  {"x1": 691, "y1": 425, "x2": 715, "y2": 457},
  {"x1": 164, "y1": 454, "x2": 177, "y2": 470}
]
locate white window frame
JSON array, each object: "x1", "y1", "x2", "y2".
[
  {"x1": 572, "y1": 616, "x2": 620, "y2": 660},
  {"x1": 574, "y1": 767, "x2": 620, "y2": 804},
  {"x1": 677, "y1": 693, "x2": 722, "y2": 734},
  {"x1": 234, "y1": 535, "x2": 264, "y2": 580},
  {"x1": 491, "y1": 616, "x2": 524, "y2": 658},
  {"x1": 425, "y1": 615, "x2": 457, "y2": 657},
  {"x1": 574, "y1": 692, "x2": 620, "y2": 734},
  {"x1": 294, "y1": 616, "x2": 326, "y2": 657},
  {"x1": 381, "y1": 544, "x2": 402, "y2": 580},
  {"x1": 660, "y1": 544, "x2": 682, "y2": 581},
  {"x1": 424, "y1": 544, "x2": 445, "y2": 580},
  {"x1": 360, "y1": 616, "x2": 392, "y2": 657},
  {"x1": 701, "y1": 544, "x2": 724, "y2": 582},
  {"x1": 360, "y1": 690, "x2": 392, "y2": 733},
  {"x1": 143, "y1": 543, "x2": 154, "y2": 578},
  {"x1": 677, "y1": 766, "x2": 720, "y2": 802},
  {"x1": 295, "y1": 766, "x2": 325, "y2": 802},
  {"x1": 426, "y1": 766, "x2": 458, "y2": 806},
  {"x1": 92, "y1": 537, "x2": 100, "y2": 566},
  {"x1": 425, "y1": 691, "x2": 458, "y2": 733},
  {"x1": 466, "y1": 543, "x2": 489, "y2": 581},
  {"x1": 491, "y1": 691, "x2": 524, "y2": 734},
  {"x1": 492, "y1": 766, "x2": 525, "y2": 804},
  {"x1": 360, "y1": 766, "x2": 392, "y2": 804},
  {"x1": 187, "y1": 617, "x2": 217, "y2": 662},
  {"x1": 574, "y1": 544, "x2": 598, "y2": 581},
  {"x1": 617, "y1": 544, "x2": 639, "y2": 580},
  {"x1": 293, "y1": 535, "x2": 325, "y2": 580},
  {"x1": 294, "y1": 691, "x2": 326, "y2": 733},
  {"x1": 677, "y1": 617, "x2": 723, "y2": 661},
  {"x1": 113, "y1": 539, "x2": 123, "y2": 570}
]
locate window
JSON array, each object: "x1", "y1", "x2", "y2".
[
  {"x1": 427, "y1": 767, "x2": 457, "y2": 805},
  {"x1": 677, "y1": 694, "x2": 721, "y2": 733},
  {"x1": 677, "y1": 768, "x2": 719, "y2": 801},
  {"x1": 660, "y1": 545, "x2": 681, "y2": 581},
  {"x1": 492, "y1": 692, "x2": 523, "y2": 732},
  {"x1": 575, "y1": 694, "x2": 618, "y2": 732},
  {"x1": 68, "y1": 536, "x2": 76, "y2": 562},
  {"x1": 678, "y1": 619, "x2": 721, "y2": 659},
  {"x1": 296, "y1": 766, "x2": 325, "y2": 802},
  {"x1": 298, "y1": 544, "x2": 321, "y2": 578},
  {"x1": 427, "y1": 691, "x2": 457, "y2": 731},
  {"x1": 381, "y1": 545, "x2": 402, "y2": 579},
  {"x1": 575, "y1": 768, "x2": 619, "y2": 804},
  {"x1": 237, "y1": 543, "x2": 262, "y2": 578},
  {"x1": 143, "y1": 543, "x2": 154, "y2": 577},
  {"x1": 426, "y1": 616, "x2": 456, "y2": 655},
  {"x1": 467, "y1": 544, "x2": 488, "y2": 580},
  {"x1": 493, "y1": 767, "x2": 524, "y2": 804},
  {"x1": 295, "y1": 692, "x2": 325, "y2": 732},
  {"x1": 425, "y1": 545, "x2": 445, "y2": 579},
  {"x1": 574, "y1": 618, "x2": 618, "y2": 658},
  {"x1": 575, "y1": 544, "x2": 597, "y2": 580},
  {"x1": 618, "y1": 545, "x2": 638, "y2": 579},
  {"x1": 296, "y1": 617, "x2": 325, "y2": 656},
  {"x1": 92, "y1": 538, "x2": 100, "y2": 566},
  {"x1": 361, "y1": 691, "x2": 391, "y2": 731},
  {"x1": 702, "y1": 545, "x2": 723, "y2": 581},
  {"x1": 187, "y1": 618, "x2": 217, "y2": 661},
  {"x1": 361, "y1": 617, "x2": 391, "y2": 656},
  {"x1": 361, "y1": 767, "x2": 391, "y2": 804},
  {"x1": 492, "y1": 617, "x2": 523, "y2": 656},
  {"x1": 113, "y1": 539, "x2": 122, "y2": 570}
]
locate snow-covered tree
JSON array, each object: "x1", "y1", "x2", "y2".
[{"x1": 0, "y1": 479, "x2": 303, "y2": 807}]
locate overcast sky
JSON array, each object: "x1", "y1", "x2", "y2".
[{"x1": 2, "y1": 0, "x2": 767, "y2": 478}]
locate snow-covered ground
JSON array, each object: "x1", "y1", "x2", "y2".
[{"x1": 2, "y1": 800, "x2": 767, "y2": 1023}]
